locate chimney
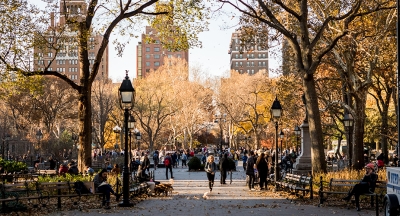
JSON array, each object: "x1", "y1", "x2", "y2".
[{"x1": 50, "y1": 12, "x2": 54, "y2": 28}]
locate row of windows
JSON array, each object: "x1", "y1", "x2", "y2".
[
  {"x1": 145, "y1": 54, "x2": 182, "y2": 59},
  {"x1": 233, "y1": 53, "x2": 267, "y2": 59},
  {"x1": 37, "y1": 68, "x2": 52, "y2": 71},
  {"x1": 146, "y1": 47, "x2": 160, "y2": 52},
  {"x1": 68, "y1": 68, "x2": 79, "y2": 72},
  {"x1": 145, "y1": 62, "x2": 160, "y2": 67},
  {"x1": 234, "y1": 61, "x2": 267, "y2": 67},
  {"x1": 70, "y1": 75, "x2": 78, "y2": 80},
  {"x1": 238, "y1": 69, "x2": 256, "y2": 74},
  {"x1": 232, "y1": 46, "x2": 266, "y2": 51}
]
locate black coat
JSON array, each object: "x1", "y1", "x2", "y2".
[{"x1": 220, "y1": 157, "x2": 230, "y2": 171}]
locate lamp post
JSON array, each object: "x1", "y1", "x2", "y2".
[
  {"x1": 343, "y1": 113, "x2": 354, "y2": 168},
  {"x1": 135, "y1": 130, "x2": 141, "y2": 150},
  {"x1": 35, "y1": 129, "x2": 42, "y2": 159},
  {"x1": 294, "y1": 125, "x2": 301, "y2": 155},
  {"x1": 117, "y1": 71, "x2": 135, "y2": 207},
  {"x1": 214, "y1": 113, "x2": 227, "y2": 151},
  {"x1": 270, "y1": 97, "x2": 282, "y2": 190},
  {"x1": 279, "y1": 130, "x2": 284, "y2": 156},
  {"x1": 128, "y1": 114, "x2": 135, "y2": 166}
]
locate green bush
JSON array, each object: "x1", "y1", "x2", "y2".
[
  {"x1": 37, "y1": 173, "x2": 93, "y2": 183},
  {"x1": 0, "y1": 158, "x2": 27, "y2": 174},
  {"x1": 188, "y1": 156, "x2": 201, "y2": 171}
]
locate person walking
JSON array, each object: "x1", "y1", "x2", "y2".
[
  {"x1": 246, "y1": 151, "x2": 256, "y2": 191},
  {"x1": 181, "y1": 151, "x2": 188, "y2": 168},
  {"x1": 219, "y1": 153, "x2": 230, "y2": 184},
  {"x1": 256, "y1": 152, "x2": 268, "y2": 190},
  {"x1": 342, "y1": 163, "x2": 378, "y2": 211},
  {"x1": 242, "y1": 153, "x2": 248, "y2": 171},
  {"x1": 164, "y1": 153, "x2": 174, "y2": 179},
  {"x1": 204, "y1": 155, "x2": 217, "y2": 192},
  {"x1": 153, "y1": 151, "x2": 159, "y2": 170}
]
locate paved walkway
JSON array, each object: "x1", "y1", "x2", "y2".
[{"x1": 55, "y1": 163, "x2": 378, "y2": 216}]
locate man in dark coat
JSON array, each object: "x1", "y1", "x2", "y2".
[{"x1": 220, "y1": 153, "x2": 230, "y2": 184}]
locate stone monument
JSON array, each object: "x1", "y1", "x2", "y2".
[{"x1": 292, "y1": 94, "x2": 312, "y2": 175}]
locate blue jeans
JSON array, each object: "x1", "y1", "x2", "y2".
[{"x1": 98, "y1": 184, "x2": 115, "y2": 202}]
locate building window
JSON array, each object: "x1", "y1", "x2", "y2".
[
  {"x1": 239, "y1": 69, "x2": 242, "y2": 73},
  {"x1": 154, "y1": 54, "x2": 160, "y2": 59},
  {"x1": 235, "y1": 62, "x2": 238, "y2": 66},
  {"x1": 145, "y1": 69, "x2": 150, "y2": 72},
  {"x1": 47, "y1": 52, "x2": 52, "y2": 57},
  {"x1": 239, "y1": 62, "x2": 242, "y2": 66},
  {"x1": 246, "y1": 62, "x2": 250, "y2": 66},
  {"x1": 239, "y1": 54, "x2": 243, "y2": 59},
  {"x1": 146, "y1": 54, "x2": 150, "y2": 59},
  {"x1": 263, "y1": 53, "x2": 266, "y2": 58},
  {"x1": 251, "y1": 62, "x2": 254, "y2": 67},
  {"x1": 235, "y1": 54, "x2": 238, "y2": 58},
  {"x1": 155, "y1": 40, "x2": 160, "y2": 44},
  {"x1": 247, "y1": 69, "x2": 250, "y2": 73},
  {"x1": 154, "y1": 62, "x2": 160, "y2": 66},
  {"x1": 251, "y1": 69, "x2": 255, "y2": 74},
  {"x1": 263, "y1": 62, "x2": 266, "y2": 66},
  {"x1": 146, "y1": 47, "x2": 150, "y2": 52},
  {"x1": 146, "y1": 62, "x2": 150, "y2": 66},
  {"x1": 177, "y1": 54, "x2": 181, "y2": 58},
  {"x1": 168, "y1": 54, "x2": 172, "y2": 58},
  {"x1": 154, "y1": 47, "x2": 160, "y2": 52}
]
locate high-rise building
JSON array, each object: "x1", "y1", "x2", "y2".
[
  {"x1": 136, "y1": 26, "x2": 189, "y2": 79},
  {"x1": 33, "y1": 0, "x2": 109, "y2": 81},
  {"x1": 228, "y1": 31, "x2": 269, "y2": 76}
]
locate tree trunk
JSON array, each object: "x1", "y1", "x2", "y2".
[
  {"x1": 352, "y1": 91, "x2": 367, "y2": 170},
  {"x1": 303, "y1": 73, "x2": 327, "y2": 173},
  {"x1": 78, "y1": 87, "x2": 92, "y2": 172}
]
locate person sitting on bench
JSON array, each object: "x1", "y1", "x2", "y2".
[
  {"x1": 342, "y1": 163, "x2": 378, "y2": 211},
  {"x1": 94, "y1": 169, "x2": 120, "y2": 209}
]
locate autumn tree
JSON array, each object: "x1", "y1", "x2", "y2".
[
  {"x1": 0, "y1": 0, "x2": 208, "y2": 171},
  {"x1": 218, "y1": 0, "x2": 393, "y2": 172}
]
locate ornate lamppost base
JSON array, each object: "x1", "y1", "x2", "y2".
[{"x1": 118, "y1": 202, "x2": 134, "y2": 207}]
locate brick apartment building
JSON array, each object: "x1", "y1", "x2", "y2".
[
  {"x1": 33, "y1": 0, "x2": 109, "y2": 81},
  {"x1": 136, "y1": 26, "x2": 189, "y2": 79},
  {"x1": 228, "y1": 31, "x2": 269, "y2": 76}
]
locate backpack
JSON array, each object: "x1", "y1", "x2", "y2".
[
  {"x1": 182, "y1": 154, "x2": 187, "y2": 161},
  {"x1": 74, "y1": 181, "x2": 91, "y2": 195},
  {"x1": 164, "y1": 157, "x2": 171, "y2": 166}
]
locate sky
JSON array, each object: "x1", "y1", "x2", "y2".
[{"x1": 33, "y1": 1, "x2": 281, "y2": 83}]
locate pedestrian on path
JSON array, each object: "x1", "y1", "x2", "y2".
[
  {"x1": 164, "y1": 153, "x2": 174, "y2": 179},
  {"x1": 220, "y1": 153, "x2": 230, "y2": 184},
  {"x1": 246, "y1": 151, "x2": 256, "y2": 191},
  {"x1": 205, "y1": 155, "x2": 217, "y2": 192},
  {"x1": 242, "y1": 153, "x2": 248, "y2": 171},
  {"x1": 256, "y1": 152, "x2": 268, "y2": 190}
]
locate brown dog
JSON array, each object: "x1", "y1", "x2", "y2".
[{"x1": 154, "y1": 183, "x2": 174, "y2": 196}]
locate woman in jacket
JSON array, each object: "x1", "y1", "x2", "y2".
[
  {"x1": 256, "y1": 152, "x2": 269, "y2": 190},
  {"x1": 205, "y1": 155, "x2": 217, "y2": 192}
]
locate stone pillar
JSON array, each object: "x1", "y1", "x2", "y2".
[{"x1": 292, "y1": 121, "x2": 312, "y2": 175}]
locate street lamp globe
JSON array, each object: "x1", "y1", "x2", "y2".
[
  {"x1": 294, "y1": 126, "x2": 301, "y2": 136},
  {"x1": 36, "y1": 129, "x2": 43, "y2": 141},
  {"x1": 118, "y1": 71, "x2": 135, "y2": 110},
  {"x1": 113, "y1": 125, "x2": 121, "y2": 134},
  {"x1": 343, "y1": 113, "x2": 354, "y2": 127},
  {"x1": 279, "y1": 130, "x2": 284, "y2": 139},
  {"x1": 270, "y1": 97, "x2": 282, "y2": 119},
  {"x1": 128, "y1": 115, "x2": 136, "y2": 129}
]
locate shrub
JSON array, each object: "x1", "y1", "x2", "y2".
[
  {"x1": 0, "y1": 158, "x2": 27, "y2": 174},
  {"x1": 188, "y1": 156, "x2": 201, "y2": 171}
]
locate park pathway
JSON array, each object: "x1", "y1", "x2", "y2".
[{"x1": 55, "y1": 163, "x2": 378, "y2": 216}]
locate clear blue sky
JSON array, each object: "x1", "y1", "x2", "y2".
[{"x1": 33, "y1": 1, "x2": 280, "y2": 82}]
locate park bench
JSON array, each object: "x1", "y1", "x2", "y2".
[
  {"x1": 318, "y1": 176, "x2": 386, "y2": 216},
  {"x1": 37, "y1": 169, "x2": 57, "y2": 176},
  {"x1": 0, "y1": 181, "x2": 41, "y2": 212},
  {"x1": 276, "y1": 173, "x2": 313, "y2": 200}
]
